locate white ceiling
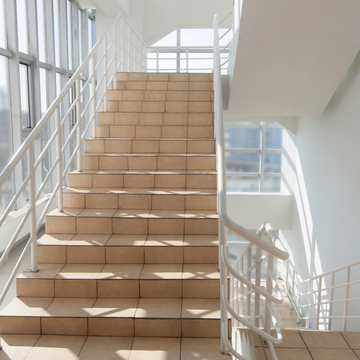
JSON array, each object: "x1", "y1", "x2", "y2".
[{"x1": 227, "y1": 0, "x2": 360, "y2": 116}]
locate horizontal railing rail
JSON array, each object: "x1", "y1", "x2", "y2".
[
  {"x1": 0, "y1": 12, "x2": 146, "y2": 308},
  {"x1": 214, "y1": 13, "x2": 289, "y2": 360}
]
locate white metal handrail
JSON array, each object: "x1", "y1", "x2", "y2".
[
  {"x1": 277, "y1": 238, "x2": 360, "y2": 331},
  {"x1": 0, "y1": 12, "x2": 146, "y2": 308},
  {"x1": 214, "y1": 13, "x2": 289, "y2": 360}
]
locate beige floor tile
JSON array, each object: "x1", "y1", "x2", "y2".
[
  {"x1": 142, "y1": 101, "x2": 165, "y2": 113},
  {"x1": 182, "y1": 299, "x2": 220, "y2": 319},
  {"x1": 168, "y1": 81, "x2": 189, "y2": 91},
  {"x1": 124, "y1": 173, "x2": 154, "y2": 188},
  {"x1": 43, "y1": 297, "x2": 95, "y2": 317},
  {"x1": 56, "y1": 264, "x2": 103, "y2": 279},
  {"x1": 186, "y1": 174, "x2": 217, "y2": 189},
  {"x1": 93, "y1": 174, "x2": 123, "y2": 188},
  {"x1": 136, "y1": 125, "x2": 162, "y2": 138},
  {"x1": 160, "y1": 140, "x2": 187, "y2": 153},
  {"x1": 270, "y1": 329, "x2": 306, "y2": 348},
  {"x1": 135, "y1": 298, "x2": 181, "y2": 318},
  {"x1": 97, "y1": 279, "x2": 140, "y2": 298},
  {"x1": 132, "y1": 140, "x2": 160, "y2": 153},
  {"x1": 311, "y1": 348, "x2": 358, "y2": 360},
  {"x1": 169, "y1": 73, "x2": 189, "y2": 81},
  {"x1": 167, "y1": 91, "x2": 189, "y2": 101},
  {"x1": 135, "y1": 319, "x2": 181, "y2": 337},
  {"x1": 98, "y1": 264, "x2": 143, "y2": 279},
  {"x1": 187, "y1": 140, "x2": 215, "y2": 154},
  {"x1": 152, "y1": 194, "x2": 185, "y2": 209},
  {"x1": 184, "y1": 246, "x2": 218, "y2": 264},
  {"x1": 98, "y1": 112, "x2": 114, "y2": 125},
  {"x1": 0, "y1": 334, "x2": 39, "y2": 360},
  {"x1": 145, "y1": 246, "x2": 183, "y2": 264},
  {"x1": 114, "y1": 209, "x2": 151, "y2": 218},
  {"x1": 104, "y1": 139, "x2": 132, "y2": 153},
  {"x1": 181, "y1": 338, "x2": 230, "y2": 360},
  {"x1": 121, "y1": 90, "x2": 144, "y2": 101},
  {"x1": 118, "y1": 101, "x2": 141, "y2": 112},
  {"x1": 106, "y1": 246, "x2": 144, "y2": 264},
  {"x1": 55, "y1": 279, "x2": 96, "y2": 298},
  {"x1": 41, "y1": 317, "x2": 88, "y2": 335},
  {"x1": 114, "y1": 112, "x2": 139, "y2": 125},
  {"x1": 182, "y1": 319, "x2": 220, "y2": 338},
  {"x1": 25, "y1": 335, "x2": 86, "y2": 360},
  {"x1": 16, "y1": 278, "x2": 55, "y2": 297},
  {"x1": 78, "y1": 336, "x2": 133, "y2": 360},
  {"x1": 149, "y1": 73, "x2": 169, "y2": 81},
  {"x1": 149, "y1": 218, "x2": 184, "y2": 235},
  {"x1": 67, "y1": 246, "x2": 105, "y2": 264},
  {"x1": 77, "y1": 217, "x2": 113, "y2": 235},
  {"x1": 18, "y1": 263, "x2": 64, "y2": 279},
  {"x1": 264, "y1": 348, "x2": 312, "y2": 360},
  {"x1": 38, "y1": 245, "x2": 66, "y2": 264},
  {"x1": 37, "y1": 233, "x2": 74, "y2": 245},
  {"x1": 158, "y1": 156, "x2": 187, "y2": 170},
  {"x1": 128, "y1": 73, "x2": 149, "y2": 81},
  {"x1": 185, "y1": 218, "x2": 218, "y2": 235},
  {"x1": 188, "y1": 113, "x2": 213, "y2": 125},
  {"x1": 129, "y1": 337, "x2": 180, "y2": 360},
  {"x1": 182, "y1": 264, "x2": 220, "y2": 279},
  {"x1": 163, "y1": 113, "x2": 188, "y2": 125},
  {"x1": 162, "y1": 125, "x2": 188, "y2": 138},
  {"x1": 78, "y1": 209, "x2": 116, "y2": 217},
  {"x1": 113, "y1": 218, "x2": 148, "y2": 234},
  {"x1": 0, "y1": 316, "x2": 41, "y2": 335},
  {"x1": 184, "y1": 210, "x2": 217, "y2": 218},
  {"x1": 63, "y1": 193, "x2": 85, "y2": 208},
  {"x1": 89, "y1": 298, "x2": 138, "y2": 317},
  {"x1": 140, "y1": 264, "x2": 183, "y2": 279},
  {"x1": 183, "y1": 280, "x2": 219, "y2": 299},
  {"x1": 189, "y1": 82, "x2": 212, "y2": 91},
  {"x1": 341, "y1": 331, "x2": 360, "y2": 349},
  {"x1": 184, "y1": 234, "x2": 218, "y2": 246},
  {"x1": 354, "y1": 349, "x2": 360, "y2": 357},
  {"x1": 140, "y1": 279, "x2": 182, "y2": 298},
  {"x1": 138, "y1": 113, "x2": 163, "y2": 125},
  {"x1": 155, "y1": 174, "x2": 186, "y2": 188},
  {"x1": 89, "y1": 318, "x2": 134, "y2": 336},
  {"x1": 189, "y1": 74, "x2": 210, "y2": 82},
  {"x1": 96, "y1": 125, "x2": 110, "y2": 138},
  {"x1": 188, "y1": 90, "x2": 211, "y2": 102},
  {"x1": 110, "y1": 125, "x2": 136, "y2": 138},
  {"x1": 147, "y1": 81, "x2": 168, "y2": 91},
  {"x1": 69, "y1": 234, "x2": 110, "y2": 246},
  {"x1": 107, "y1": 234, "x2": 147, "y2": 246},
  {"x1": 0, "y1": 297, "x2": 53, "y2": 317},
  {"x1": 128, "y1": 156, "x2": 157, "y2": 170},
  {"x1": 301, "y1": 330, "x2": 350, "y2": 349},
  {"x1": 144, "y1": 91, "x2": 167, "y2": 101}
]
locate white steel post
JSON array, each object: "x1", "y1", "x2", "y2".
[
  {"x1": 27, "y1": 145, "x2": 38, "y2": 273},
  {"x1": 104, "y1": 36, "x2": 108, "y2": 111},
  {"x1": 246, "y1": 247, "x2": 251, "y2": 317},
  {"x1": 113, "y1": 25, "x2": 118, "y2": 89},
  {"x1": 264, "y1": 251, "x2": 273, "y2": 336},
  {"x1": 255, "y1": 245, "x2": 261, "y2": 327},
  {"x1": 91, "y1": 55, "x2": 96, "y2": 139},
  {"x1": 343, "y1": 267, "x2": 350, "y2": 331},
  {"x1": 76, "y1": 78, "x2": 82, "y2": 171},
  {"x1": 219, "y1": 219, "x2": 229, "y2": 354},
  {"x1": 329, "y1": 272, "x2": 335, "y2": 330},
  {"x1": 316, "y1": 277, "x2": 322, "y2": 329},
  {"x1": 55, "y1": 106, "x2": 63, "y2": 212}
]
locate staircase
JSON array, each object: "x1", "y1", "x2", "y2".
[{"x1": 0, "y1": 72, "x2": 232, "y2": 358}]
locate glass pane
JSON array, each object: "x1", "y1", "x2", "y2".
[
  {"x1": 159, "y1": 59, "x2": 176, "y2": 71},
  {"x1": 225, "y1": 127, "x2": 261, "y2": 149},
  {"x1": 219, "y1": 28, "x2": 232, "y2": 47},
  {"x1": 19, "y1": 63, "x2": 31, "y2": 129},
  {"x1": 226, "y1": 152, "x2": 260, "y2": 173},
  {"x1": 263, "y1": 176, "x2": 281, "y2": 193},
  {"x1": 153, "y1": 30, "x2": 177, "y2": 47},
  {"x1": 53, "y1": 0, "x2": 60, "y2": 67},
  {"x1": 0, "y1": 0, "x2": 6, "y2": 48},
  {"x1": 264, "y1": 152, "x2": 282, "y2": 173},
  {"x1": 67, "y1": 0, "x2": 72, "y2": 70},
  {"x1": 265, "y1": 128, "x2": 283, "y2": 149},
  {"x1": 226, "y1": 174, "x2": 260, "y2": 192},
  {"x1": 17, "y1": 0, "x2": 29, "y2": 53},
  {"x1": 39, "y1": 68, "x2": 48, "y2": 116},
  {"x1": 37, "y1": 0, "x2": 46, "y2": 62},
  {"x1": 181, "y1": 29, "x2": 214, "y2": 47},
  {"x1": 188, "y1": 58, "x2": 213, "y2": 71}
]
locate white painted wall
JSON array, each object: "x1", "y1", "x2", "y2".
[{"x1": 281, "y1": 50, "x2": 360, "y2": 282}]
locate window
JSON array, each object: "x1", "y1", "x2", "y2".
[
  {"x1": 16, "y1": 0, "x2": 29, "y2": 54},
  {"x1": 0, "y1": 0, "x2": 6, "y2": 48},
  {"x1": 225, "y1": 122, "x2": 283, "y2": 193},
  {"x1": 19, "y1": 63, "x2": 31, "y2": 130}
]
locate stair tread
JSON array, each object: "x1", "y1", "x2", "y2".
[
  {"x1": 82, "y1": 152, "x2": 216, "y2": 157},
  {"x1": 1, "y1": 297, "x2": 223, "y2": 320},
  {"x1": 70, "y1": 169, "x2": 216, "y2": 174},
  {"x1": 17, "y1": 263, "x2": 221, "y2": 280},
  {"x1": 38, "y1": 234, "x2": 219, "y2": 247}
]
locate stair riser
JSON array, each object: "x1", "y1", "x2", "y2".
[
  {"x1": 0, "y1": 316, "x2": 227, "y2": 338},
  {"x1": 117, "y1": 72, "x2": 213, "y2": 82},
  {"x1": 98, "y1": 112, "x2": 214, "y2": 126},
  {"x1": 108, "y1": 90, "x2": 214, "y2": 102},
  {"x1": 45, "y1": 216, "x2": 218, "y2": 235},
  {"x1": 117, "y1": 81, "x2": 213, "y2": 92},
  {"x1": 82, "y1": 155, "x2": 216, "y2": 171},
  {"x1": 63, "y1": 193, "x2": 217, "y2": 210},
  {"x1": 95, "y1": 125, "x2": 214, "y2": 139},
  {"x1": 68, "y1": 173, "x2": 217, "y2": 189},
  {"x1": 84, "y1": 139, "x2": 216, "y2": 154},
  {"x1": 16, "y1": 278, "x2": 221, "y2": 299},
  {"x1": 38, "y1": 245, "x2": 218, "y2": 264}
]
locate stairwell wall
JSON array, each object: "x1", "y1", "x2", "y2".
[{"x1": 280, "y1": 50, "x2": 360, "y2": 329}]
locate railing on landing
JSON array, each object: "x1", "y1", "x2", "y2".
[
  {"x1": 276, "y1": 241, "x2": 360, "y2": 331},
  {"x1": 0, "y1": 12, "x2": 146, "y2": 307},
  {"x1": 214, "y1": 14, "x2": 289, "y2": 360}
]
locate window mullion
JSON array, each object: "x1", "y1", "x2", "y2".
[{"x1": 259, "y1": 122, "x2": 266, "y2": 192}]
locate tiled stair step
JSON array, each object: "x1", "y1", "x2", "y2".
[
  {"x1": 82, "y1": 153, "x2": 216, "y2": 171},
  {"x1": 84, "y1": 138, "x2": 215, "y2": 154},
  {"x1": 45, "y1": 208, "x2": 218, "y2": 235},
  {"x1": 0, "y1": 336, "x2": 230, "y2": 359},
  {"x1": 117, "y1": 72, "x2": 213, "y2": 83},
  {"x1": 16, "y1": 263, "x2": 222, "y2": 299},
  {"x1": 37, "y1": 234, "x2": 219, "y2": 265},
  {"x1": 108, "y1": 89, "x2": 214, "y2": 102},
  {"x1": 106, "y1": 99, "x2": 214, "y2": 114},
  {"x1": 95, "y1": 124, "x2": 214, "y2": 139},
  {"x1": 68, "y1": 170, "x2": 217, "y2": 189},
  {"x1": 0, "y1": 297, "x2": 229, "y2": 337},
  {"x1": 63, "y1": 187, "x2": 217, "y2": 210},
  {"x1": 98, "y1": 112, "x2": 213, "y2": 126}
]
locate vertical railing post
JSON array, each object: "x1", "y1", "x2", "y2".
[
  {"x1": 76, "y1": 77, "x2": 82, "y2": 172},
  {"x1": 156, "y1": 48, "x2": 159, "y2": 73},
  {"x1": 343, "y1": 267, "x2": 350, "y2": 331},
  {"x1": 264, "y1": 250, "x2": 273, "y2": 336},
  {"x1": 219, "y1": 220, "x2": 229, "y2": 354},
  {"x1": 329, "y1": 272, "x2": 335, "y2": 330},
  {"x1": 254, "y1": 245, "x2": 261, "y2": 327},
  {"x1": 235, "y1": 262, "x2": 239, "y2": 327},
  {"x1": 240, "y1": 257, "x2": 244, "y2": 317},
  {"x1": 290, "y1": 270, "x2": 296, "y2": 310},
  {"x1": 186, "y1": 48, "x2": 189, "y2": 72},
  {"x1": 316, "y1": 277, "x2": 322, "y2": 329},
  {"x1": 113, "y1": 25, "x2": 117, "y2": 89},
  {"x1": 306, "y1": 281, "x2": 311, "y2": 328},
  {"x1": 55, "y1": 106, "x2": 63, "y2": 212},
  {"x1": 246, "y1": 246, "x2": 252, "y2": 317},
  {"x1": 91, "y1": 54, "x2": 96, "y2": 139},
  {"x1": 104, "y1": 36, "x2": 108, "y2": 111},
  {"x1": 27, "y1": 144, "x2": 38, "y2": 273}
]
